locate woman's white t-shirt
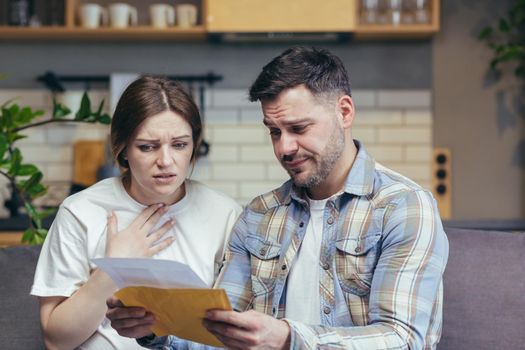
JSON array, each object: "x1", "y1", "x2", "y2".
[{"x1": 31, "y1": 177, "x2": 242, "y2": 349}]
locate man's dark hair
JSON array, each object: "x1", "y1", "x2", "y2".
[{"x1": 249, "y1": 46, "x2": 352, "y2": 102}]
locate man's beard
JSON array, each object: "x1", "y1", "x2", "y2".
[{"x1": 285, "y1": 125, "x2": 345, "y2": 189}]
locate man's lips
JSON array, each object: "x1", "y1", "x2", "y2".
[{"x1": 284, "y1": 158, "x2": 308, "y2": 169}]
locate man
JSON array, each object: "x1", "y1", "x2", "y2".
[{"x1": 107, "y1": 46, "x2": 449, "y2": 349}]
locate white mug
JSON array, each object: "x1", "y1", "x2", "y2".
[
  {"x1": 176, "y1": 4, "x2": 197, "y2": 28},
  {"x1": 109, "y1": 3, "x2": 138, "y2": 28},
  {"x1": 79, "y1": 4, "x2": 108, "y2": 29},
  {"x1": 150, "y1": 4, "x2": 175, "y2": 28}
]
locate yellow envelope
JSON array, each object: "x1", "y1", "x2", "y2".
[{"x1": 115, "y1": 287, "x2": 231, "y2": 347}]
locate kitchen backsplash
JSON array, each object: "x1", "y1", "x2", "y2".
[{"x1": 0, "y1": 88, "x2": 432, "y2": 217}]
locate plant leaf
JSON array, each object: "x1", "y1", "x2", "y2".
[
  {"x1": 20, "y1": 170, "x2": 43, "y2": 192},
  {"x1": 479, "y1": 26, "x2": 493, "y2": 40},
  {"x1": 75, "y1": 92, "x2": 91, "y2": 120},
  {"x1": 18, "y1": 164, "x2": 39, "y2": 176},
  {"x1": 499, "y1": 18, "x2": 510, "y2": 32},
  {"x1": 52, "y1": 97, "x2": 71, "y2": 119},
  {"x1": 8, "y1": 148, "x2": 22, "y2": 176},
  {"x1": 0, "y1": 133, "x2": 7, "y2": 160},
  {"x1": 36, "y1": 207, "x2": 57, "y2": 220},
  {"x1": 21, "y1": 228, "x2": 35, "y2": 244},
  {"x1": 97, "y1": 114, "x2": 111, "y2": 125}
]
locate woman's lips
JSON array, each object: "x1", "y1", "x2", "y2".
[{"x1": 153, "y1": 173, "x2": 177, "y2": 184}]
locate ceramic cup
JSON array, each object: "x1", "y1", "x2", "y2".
[
  {"x1": 108, "y1": 3, "x2": 137, "y2": 28},
  {"x1": 149, "y1": 4, "x2": 175, "y2": 28},
  {"x1": 176, "y1": 4, "x2": 197, "y2": 28},
  {"x1": 79, "y1": 3, "x2": 107, "y2": 28}
]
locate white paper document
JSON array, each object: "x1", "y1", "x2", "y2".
[{"x1": 92, "y1": 258, "x2": 207, "y2": 289}]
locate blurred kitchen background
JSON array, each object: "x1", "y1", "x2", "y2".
[{"x1": 0, "y1": 0, "x2": 523, "y2": 228}]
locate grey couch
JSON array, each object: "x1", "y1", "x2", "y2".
[{"x1": 1, "y1": 227, "x2": 524, "y2": 350}]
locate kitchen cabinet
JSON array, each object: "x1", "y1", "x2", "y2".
[
  {"x1": 206, "y1": 0, "x2": 356, "y2": 33},
  {"x1": 0, "y1": 0, "x2": 439, "y2": 40}
]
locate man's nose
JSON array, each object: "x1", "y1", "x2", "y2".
[{"x1": 276, "y1": 134, "x2": 298, "y2": 160}]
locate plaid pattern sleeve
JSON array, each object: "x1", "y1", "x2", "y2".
[{"x1": 285, "y1": 188, "x2": 449, "y2": 349}]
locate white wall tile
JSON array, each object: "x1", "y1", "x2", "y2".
[
  {"x1": 377, "y1": 127, "x2": 431, "y2": 144},
  {"x1": 352, "y1": 127, "x2": 376, "y2": 144},
  {"x1": 0, "y1": 90, "x2": 48, "y2": 107},
  {"x1": 404, "y1": 110, "x2": 433, "y2": 126},
  {"x1": 366, "y1": 145, "x2": 404, "y2": 162},
  {"x1": 352, "y1": 90, "x2": 376, "y2": 108},
  {"x1": 211, "y1": 125, "x2": 266, "y2": 144},
  {"x1": 212, "y1": 89, "x2": 252, "y2": 108},
  {"x1": 46, "y1": 124, "x2": 108, "y2": 144},
  {"x1": 240, "y1": 145, "x2": 275, "y2": 162},
  {"x1": 267, "y1": 164, "x2": 289, "y2": 181},
  {"x1": 18, "y1": 145, "x2": 72, "y2": 163},
  {"x1": 46, "y1": 164, "x2": 73, "y2": 182},
  {"x1": 205, "y1": 108, "x2": 239, "y2": 124},
  {"x1": 239, "y1": 108, "x2": 263, "y2": 124},
  {"x1": 213, "y1": 164, "x2": 266, "y2": 180},
  {"x1": 208, "y1": 145, "x2": 239, "y2": 162},
  {"x1": 405, "y1": 145, "x2": 432, "y2": 162},
  {"x1": 355, "y1": 110, "x2": 403, "y2": 126},
  {"x1": 377, "y1": 90, "x2": 431, "y2": 108}
]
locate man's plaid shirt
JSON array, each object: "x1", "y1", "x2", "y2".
[{"x1": 141, "y1": 141, "x2": 449, "y2": 350}]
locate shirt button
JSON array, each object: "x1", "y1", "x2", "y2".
[
  {"x1": 355, "y1": 246, "x2": 362, "y2": 253},
  {"x1": 299, "y1": 222, "x2": 304, "y2": 228},
  {"x1": 272, "y1": 307, "x2": 276, "y2": 314},
  {"x1": 323, "y1": 306, "x2": 331, "y2": 314},
  {"x1": 259, "y1": 248, "x2": 267, "y2": 255},
  {"x1": 322, "y1": 263, "x2": 330, "y2": 270},
  {"x1": 327, "y1": 217, "x2": 334, "y2": 225},
  {"x1": 281, "y1": 264, "x2": 287, "y2": 270}
]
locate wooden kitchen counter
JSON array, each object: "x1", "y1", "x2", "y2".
[{"x1": 0, "y1": 232, "x2": 25, "y2": 247}]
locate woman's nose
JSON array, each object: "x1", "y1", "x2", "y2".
[{"x1": 157, "y1": 147, "x2": 174, "y2": 167}]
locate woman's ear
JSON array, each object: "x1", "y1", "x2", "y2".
[{"x1": 337, "y1": 95, "x2": 355, "y2": 129}]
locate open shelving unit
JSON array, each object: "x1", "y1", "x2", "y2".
[{"x1": 0, "y1": 1, "x2": 440, "y2": 41}]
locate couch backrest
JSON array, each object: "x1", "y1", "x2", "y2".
[
  {"x1": 0, "y1": 245, "x2": 44, "y2": 349},
  {"x1": 440, "y1": 227, "x2": 525, "y2": 350}
]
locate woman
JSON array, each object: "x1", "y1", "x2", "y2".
[{"x1": 31, "y1": 76, "x2": 242, "y2": 349}]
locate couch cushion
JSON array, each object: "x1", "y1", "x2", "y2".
[
  {"x1": 0, "y1": 245, "x2": 44, "y2": 349},
  {"x1": 440, "y1": 228, "x2": 525, "y2": 350}
]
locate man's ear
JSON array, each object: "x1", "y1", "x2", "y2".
[{"x1": 336, "y1": 95, "x2": 354, "y2": 129}]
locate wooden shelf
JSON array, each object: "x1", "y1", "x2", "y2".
[
  {"x1": 0, "y1": 0, "x2": 439, "y2": 41},
  {"x1": 354, "y1": 23, "x2": 439, "y2": 39},
  {"x1": 0, "y1": 26, "x2": 207, "y2": 40}
]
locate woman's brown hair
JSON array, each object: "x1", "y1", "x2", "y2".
[{"x1": 110, "y1": 75, "x2": 202, "y2": 177}]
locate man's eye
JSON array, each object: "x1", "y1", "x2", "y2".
[
  {"x1": 292, "y1": 125, "x2": 306, "y2": 133},
  {"x1": 173, "y1": 142, "x2": 188, "y2": 150},
  {"x1": 138, "y1": 144, "x2": 155, "y2": 152},
  {"x1": 269, "y1": 129, "x2": 281, "y2": 137}
]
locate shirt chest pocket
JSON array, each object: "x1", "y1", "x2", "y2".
[
  {"x1": 245, "y1": 235, "x2": 282, "y2": 296},
  {"x1": 335, "y1": 233, "x2": 381, "y2": 296}
]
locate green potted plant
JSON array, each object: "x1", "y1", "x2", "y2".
[
  {"x1": 0, "y1": 93, "x2": 111, "y2": 244},
  {"x1": 479, "y1": 0, "x2": 524, "y2": 79}
]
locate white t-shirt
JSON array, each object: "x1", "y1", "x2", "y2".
[
  {"x1": 31, "y1": 177, "x2": 242, "y2": 350},
  {"x1": 284, "y1": 197, "x2": 328, "y2": 324}
]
